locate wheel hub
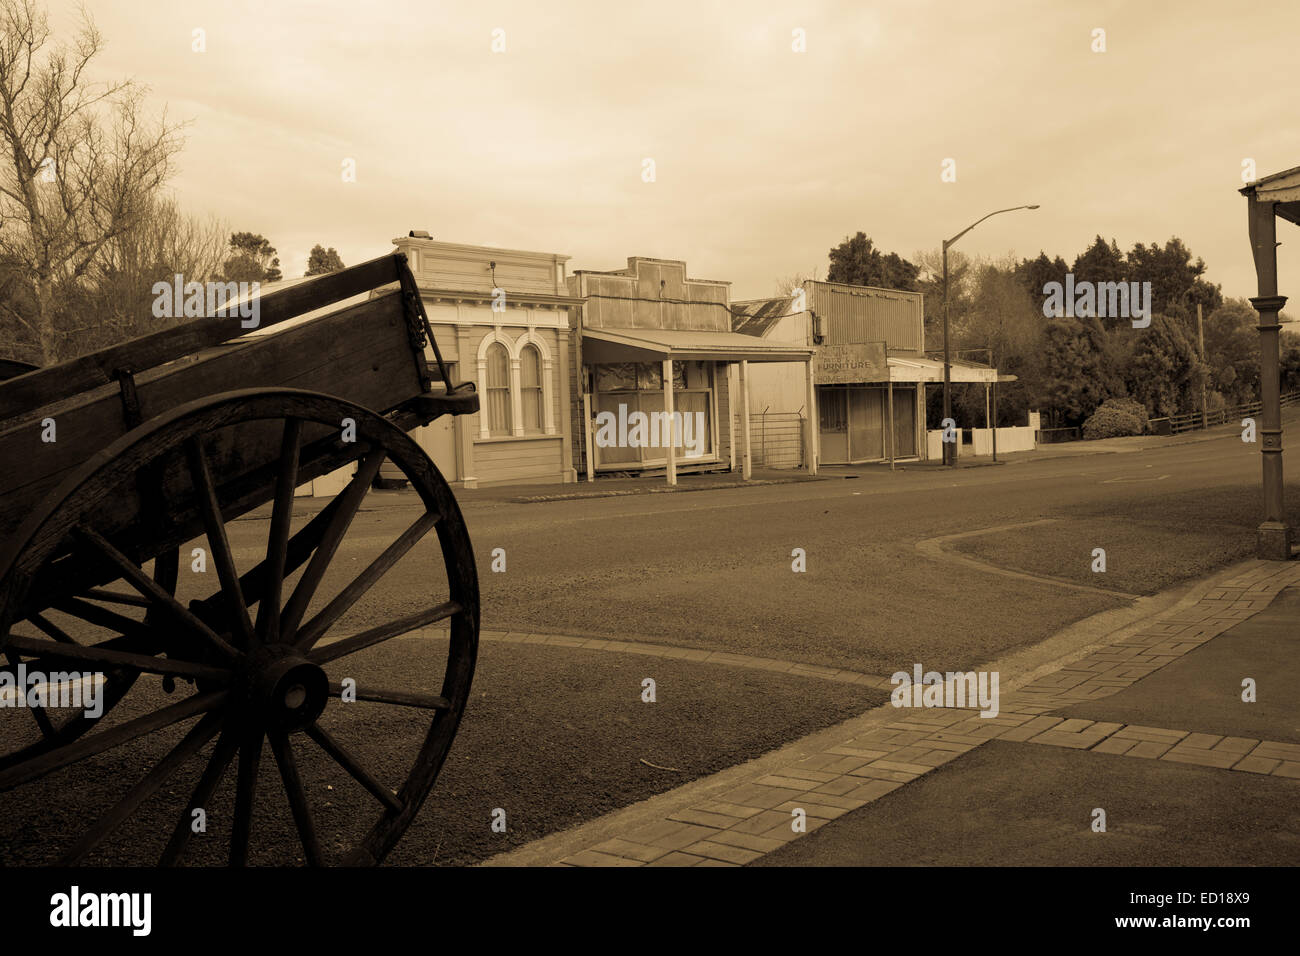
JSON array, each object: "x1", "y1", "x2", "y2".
[{"x1": 235, "y1": 644, "x2": 328, "y2": 732}]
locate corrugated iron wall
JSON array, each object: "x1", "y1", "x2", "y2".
[{"x1": 807, "y1": 281, "x2": 923, "y2": 352}]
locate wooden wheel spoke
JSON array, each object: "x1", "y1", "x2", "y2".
[
  {"x1": 255, "y1": 418, "x2": 303, "y2": 644},
  {"x1": 229, "y1": 730, "x2": 264, "y2": 867},
  {"x1": 3, "y1": 650, "x2": 57, "y2": 739},
  {"x1": 268, "y1": 730, "x2": 324, "y2": 866},
  {"x1": 189, "y1": 492, "x2": 345, "y2": 622},
  {"x1": 279, "y1": 449, "x2": 387, "y2": 641},
  {"x1": 309, "y1": 601, "x2": 459, "y2": 665},
  {"x1": 306, "y1": 723, "x2": 402, "y2": 813},
  {"x1": 73, "y1": 526, "x2": 239, "y2": 661},
  {"x1": 294, "y1": 510, "x2": 439, "y2": 653},
  {"x1": 28, "y1": 614, "x2": 77, "y2": 644},
  {"x1": 160, "y1": 729, "x2": 239, "y2": 866},
  {"x1": 0, "y1": 690, "x2": 225, "y2": 791},
  {"x1": 59, "y1": 710, "x2": 223, "y2": 865},
  {"x1": 52, "y1": 596, "x2": 154, "y2": 643},
  {"x1": 84, "y1": 588, "x2": 150, "y2": 608},
  {"x1": 3, "y1": 634, "x2": 232, "y2": 683},
  {"x1": 327, "y1": 681, "x2": 450, "y2": 712},
  {"x1": 184, "y1": 437, "x2": 256, "y2": 649}
]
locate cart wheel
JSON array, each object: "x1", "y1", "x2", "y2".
[
  {"x1": 0, "y1": 389, "x2": 478, "y2": 866},
  {"x1": 0, "y1": 548, "x2": 179, "y2": 771}
]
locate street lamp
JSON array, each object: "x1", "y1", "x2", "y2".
[{"x1": 941, "y1": 204, "x2": 1040, "y2": 465}]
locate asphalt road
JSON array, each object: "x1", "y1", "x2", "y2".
[{"x1": 216, "y1": 420, "x2": 1300, "y2": 678}]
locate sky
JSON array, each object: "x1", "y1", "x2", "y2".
[{"x1": 49, "y1": 0, "x2": 1300, "y2": 301}]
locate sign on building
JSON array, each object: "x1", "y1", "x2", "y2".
[{"x1": 812, "y1": 342, "x2": 888, "y2": 384}]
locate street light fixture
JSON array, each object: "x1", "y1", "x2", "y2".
[{"x1": 941, "y1": 204, "x2": 1040, "y2": 465}]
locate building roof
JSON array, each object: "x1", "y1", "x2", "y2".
[{"x1": 729, "y1": 296, "x2": 799, "y2": 337}]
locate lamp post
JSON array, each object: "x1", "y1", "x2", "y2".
[{"x1": 941, "y1": 204, "x2": 1039, "y2": 465}]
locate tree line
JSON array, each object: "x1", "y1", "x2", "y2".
[{"x1": 804, "y1": 230, "x2": 1299, "y2": 431}]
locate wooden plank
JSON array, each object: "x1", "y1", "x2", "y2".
[
  {"x1": 0, "y1": 254, "x2": 404, "y2": 421},
  {"x1": 0, "y1": 293, "x2": 421, "y2": 538}
]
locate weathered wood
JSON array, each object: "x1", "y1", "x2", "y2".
[
  {"x1": 14, "y1": 404, "x2": 429, "y2": 619},
  {"x1": 0, "y1": 292, "x2": 421, "y2": 539},
  {"x1": 326, "y1": 682, "x2": 451, "y2": 711},
  {"x1": 309, "y1": 601, "x2": 460, "y2": 665},
  {"x1": 229, "y1": 729, "x2": 263, "y2": 866},
  {"x1": 73, "y1": 525, "x2": 238, "y2": 661},
  {"x1": 185, "y1": 437, "x2": 256, "y2": 648},
  {"x1": 293, "y1": 510, "x2": 440, "y2": 652},
  {"x1": 0, "y1": 255, "x2": 403, "y2": 420},
  {"x1": 0, "y1": 689, "x2": 225, "y2": 791},
  {"x1": 278, "y1": 450, "x2": 387, "y2": 641},
  {"x1": 268, "y1": 730, "x2": 324, "y2": 866},
  {"x1": 255, "y1": 418, "x2": 302, "y2": 644},
  {"x1": 159, "y1": 729, "x2": 238, "y2": 866},
  {"x1": 4, "y1": 633, "x2": 232, "y2": 682},
  {"x1": 59, "y1": 711, "x2": 223, "y2": 864},
  {"x1": 1, "y1": 388, "x2": 479, "y2": 867},
  {"x1": 305, "y1": 723, "x2": 402, "y2": 812}
]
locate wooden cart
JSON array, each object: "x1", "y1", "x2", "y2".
[{"x1": 0, "y1": 254, "x2": 479, "y2": 866}]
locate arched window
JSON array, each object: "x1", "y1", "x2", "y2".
[
  {"x1": 485, "y1": 342, "x2": 511, "y2": 436},
  {"x1": 520, "y1": 344, "x2": 543, "y2": 433}
]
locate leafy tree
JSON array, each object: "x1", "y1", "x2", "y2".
[
  {"x1": 1014, "y1": 251, "x2": 1069, "y2": 303},
  {"x1": 223, "y1": 231, "x2": 281, "y2": 283},
  {"x1": 1125, "y1": 237, "x2": 1221, "y2": 324},
  {"x1": 827, "y1": 232, "x2": 919, "y2": 290},
  {"x1": 1040, "y1": 316, "x2": 1125, "y2": 427},
  {"x1": 1071, "y1": 236, "x2": 1126, "y2": 288},
  {"x1": 1126, "y1": 313, "x2": 1206, "y2": 418},
  {"x1": 305, "y1": 244, "x2": 344, "y2": 276},
  {"x1": 1071, "y1": 236, "x2": 1129, "y2": 330},
  {"x1": 1202, "y1": 298, "x2": 1260, "y2": 405},
  {"x1": 1281, "y1": 330, "x2": 1300, "y2": 393}
]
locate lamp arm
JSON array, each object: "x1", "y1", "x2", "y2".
[{"x1": 945, "y1": 206, "x2": 1037, "y2": 248}]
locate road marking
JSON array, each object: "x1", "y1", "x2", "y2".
[{"x1": 1101, "y1": 474, "x2": 1170, "y2": 483}]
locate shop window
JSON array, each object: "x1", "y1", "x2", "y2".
[
  {"x1": 596, "y1": 363, "x2": 637, "y2": 392},
  {"x1": 521, "y1": 344, "x2": 543, "y2": 433},
  {"x1": 591, "y1": 360, "x2": 715, "y2": 467},
  {"x1": 485, "y1": 342, "x2": 511, "y2": 436},
  {"x1": 638, "y1": 364, "x2": 662, "y2": 390}
]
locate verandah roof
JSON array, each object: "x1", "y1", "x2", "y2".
[{"x1": 581, "y1": 327, "x2": 814, "y2": 364}]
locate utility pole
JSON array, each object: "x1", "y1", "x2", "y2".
[
  {"x1": 1197, "y1": 303, "x2": 1208, "y2": 430},
  {"x1": 942, "y1": 247, "x2": 952, "y2": 465},
  {"x1": 941, "y1": 205, "x2": 1039, "y2": 466}
]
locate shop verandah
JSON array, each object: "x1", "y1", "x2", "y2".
[
  {"x1": 578, "y1": 326, "x2": 815, "y2": 484},
  {"x1": 816, "y1": 353, "x2": 1004, "y2": 465}
]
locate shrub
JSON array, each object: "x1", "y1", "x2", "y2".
[
  {"x1": 1082, "y1": 404, "x2": 1145, "y2": 440},
  {"x1": 1102, "y1": 396, "x2": 1148, "y2": 432}
]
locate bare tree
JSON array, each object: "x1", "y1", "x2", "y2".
[
  {"x1": 773, "y1": 271, "x2": 816, "y2": 297},
  {"x1": 0, "y1": 0, "x2": 184, "y2": 364}
]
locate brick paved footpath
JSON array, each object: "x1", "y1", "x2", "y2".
[{"x1": 482, "y1": 558, "x2": 1300, "y2": 867}]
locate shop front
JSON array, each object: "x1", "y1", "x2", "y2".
[
  {"x1": 568, "y1": 258, "x2": 816, "y2": 483},
  {"x1": 391, "y1": 234, "x2": 585, "y2": 488}
]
